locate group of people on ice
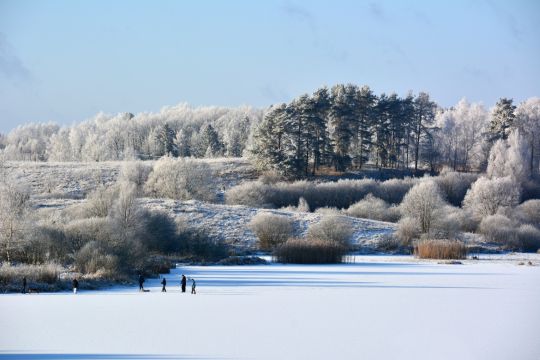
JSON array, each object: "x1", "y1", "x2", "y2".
[
  {"x1": 21, "y1": 274, "x2": 195, "y2": 294},
  {"x1": 139, "y1": 274, "x2": 196, "y2": 294}
]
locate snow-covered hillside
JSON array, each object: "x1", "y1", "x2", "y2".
[
  {"x1": 1, "y1": 255, "x2": 539, "y2": 360},
  {"x1": 141, "y1": 199, "x2": 396, "y2": 250},
  {"x1": 35, "y1": 197, "x2": 396, "y2": 252},
  {"x1": 5, "y1": 158, "x2": 256, "y2": 198}
]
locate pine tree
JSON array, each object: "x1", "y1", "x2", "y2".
[
  {"x1": 412, "y1": 92, "x2": 436, "y2": 172},
  {"x1": 329, "y1": 84, "x2": 355, "y2": 172},
  {"x1": 174, "y1": 129, "x2": 191, "y2": 157},
  {"x1": 157, "y1": 123, "x2": 177, "y2": 156},
  {"x1": 251, "y1": 104, "x2": 287, "y2": 173},
  {"x1": 351, "y1": 85, "x2": 375, "y2": 169},
  {"x1": 401, "y1": 93, "x2": 415, "y2": 169},
  {"x1": 282, "y1": 97, "x2": 310, "y2": 177},
  {"x1": 200, "y1": 124, "x2": 223, "y2": 157},
  {"x1": 310, "y1": 87, "x2": 330, "y2": 174},
  {"x1": 490, "y1": 98, "x2": 516, "y2": 141},
  {"x1": 373, "y1": 94, "x2": 391, "y2": 168}
]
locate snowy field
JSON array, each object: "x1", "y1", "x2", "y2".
[
  {"x1": 1, "y1": 255, "x2": 540, "y2": 360},
  {"x1": 4, "y1": 158, "x2": 255, "y2": 198}
]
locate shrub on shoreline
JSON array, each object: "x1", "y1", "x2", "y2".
[{"x1": 274, "y1": 238, "x2": 346, "y2": 264}]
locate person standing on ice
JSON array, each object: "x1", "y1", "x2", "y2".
[
  {"x1": 22, "y1": 277, "x2": 27, "y2": 294},
  {"x1": 161, "y1": 277, "x2": 167, "y2": 292},
  {"x1": 191, "y1": 278, "x2": 196, "y2": 294},
  {"x1": 138, "y1": 274, "x2": 145, "y2": 292},
  {"x1": 181, "y1": 274, "x2": 187, "y2": 293},
  {"x1": 72, "y1": 278, "x2": 79, "y2": 294}
]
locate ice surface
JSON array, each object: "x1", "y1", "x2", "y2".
[{"x1": 1, "y1": 255, "x2": 539, "y2": 360}]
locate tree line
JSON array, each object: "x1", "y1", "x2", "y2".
[
  {"x1": 1, "y1": 88, "x2": 538, "y2": 180},
  {"x1": 251, "y1": 84, "x2": 539, "y2": 178},
  {"x1": 0, "y1": 104, "x2": 263, "y2": 162}
]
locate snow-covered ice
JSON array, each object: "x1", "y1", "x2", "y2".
[{"x1": 1, "y1": 255, "x2": 539, "y2": 360}]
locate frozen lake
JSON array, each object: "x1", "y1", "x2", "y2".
[{"x1": 1, "y1": 255, "x2": 539, "y2": 360}]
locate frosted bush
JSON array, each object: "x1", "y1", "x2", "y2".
[
  {"x1": 84, "y1": 185, "x2": 118, "y2": 218},
  {"x1": 75, "y1": 241, "x2": 119, "y2": 276},
  {"x1": 376, "y1": 177, "x2": 418, "y2": 204},
  {"x1": 248, "y1": 213, "x2": 294, "y2": 251},
  {"x1": 513, "y1": 199, "x2": 540, "y2": 226},
  {"x1": 516, "y1": 225, "x2": 540, "y2": 252},
  {"x1": 145, "y1": 156, "x2": 216, "y2": 201},
  {"x1": 346, "y1": 194, "x2": 399, "y2": 222},
  {"x1": 225, "y1": 181, "x2": 273, "y2": 207},
  {"x1": 314, "y1": 207, "x2": 341, "y2": 216},
  {"x1": 118, "y1": 161, "x2": 152, "y2": 193},
  {"x1": 478, "y1": 214, "x2": 517, "y2": 247},
  {"x1": 297, "y1": 197, "x2": 310, "y2": 212},
  {"x1": 307, "y1": 216, "x2": 354, "y2": 247},
  {"x1": 395, "y1": 217, "x2": 420, "y2": 245},
  {"x1": 434, "y1": 170, "x2": 478, "y2": 206},
  {"x1": 431, "y1": 206, "x2": 461, "y2": 240}
]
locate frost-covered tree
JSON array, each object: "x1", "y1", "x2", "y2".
[
  {"x1": 156, "y1": 123, "x2": 177, "y2": 157},
  {"x1": 435, "y1": 99, "x2": 489, "y2": 171},
  {"x1": 0, "y1": 181, "x2": 30, "y2": 262},
  {"x1": 489, "y1": 98, "x2": 516, "y2": 141},
  {"x1": 200, "y1": 124, "x2": 223, "y2": 158},
  {"x1": 462, "y1": 176, "x2": 520, "y2": 218},
  {"x1": 110, "y1": 181, "x2": 143, "y2": 243},
  {"x1": 251, "y1": 104, "x2": 287, "y2": 173},
  {"x1": 174, "y1": 129, "x2": 192, "y2": 157},
  {"x1": 486, "y1": 130, "x2": 530, "y2": 184},
  {"x1": 400, "y1": 180, "x2": 445, "y2": 234},
  {"x1": 515, "y1": 97, "x2": 540, "y2": 176}
]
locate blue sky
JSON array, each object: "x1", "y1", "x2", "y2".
[{"x1": 0, "y1": 0, "x2": 539, "y2": 132}]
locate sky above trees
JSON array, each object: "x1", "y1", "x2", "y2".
[{"x1": 0, "y1": 0, "x2": 539, "y2": 132}]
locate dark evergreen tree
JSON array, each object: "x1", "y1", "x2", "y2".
[
  {"x1": 200, "y1": 124, "x2": 223, "y2": 157},
  {"x1": 157, "y1": 123, "x2": 177, "y2": 156},
  {"x1": 252, "y1": 104, "x2": 287, "y2": 174},
  {"x1": 282, "y1": 96, "x2": 311, "y2": 177},
  {"x1": 351, "y1": 85, "x2": 375, "y2": 169},
  {"x1": 329, "y1": 84, "x2": 355, "y2": 172},
  {"x1": 412, "y1": 92, "x2": 436, "y2": 172},
  {"x1": 310, "y1": 87, "x2": 331, "y2": 174},
  {"x1": 400, "y1": 93, "x2": 415, "y2": 169},
  {"x1": 373, "y1": 93, "x2": 391, "y2": 168},
  {"x1": 174, "y1": 129, "x2": 191, "y2": 157}
]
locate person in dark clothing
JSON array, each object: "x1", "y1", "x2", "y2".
[
  {"x1": 191, "y1": 278, "x2": 196, "y2": 295},
  {"x1": 161, "y1": 277, "x2": 167, "y2": 292},
  {"x1": 181, "y1": 275, "x2": 187, "y2": 293},
  {"x1": 22, "y1": 277, "x2": 27, "y2": 294},
  {"x1": 138, "y1": 274, "x2": 145, "y2": 292},
  {"x1": 72, "y1": 278, "x2": 79, "y2": 294}
]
